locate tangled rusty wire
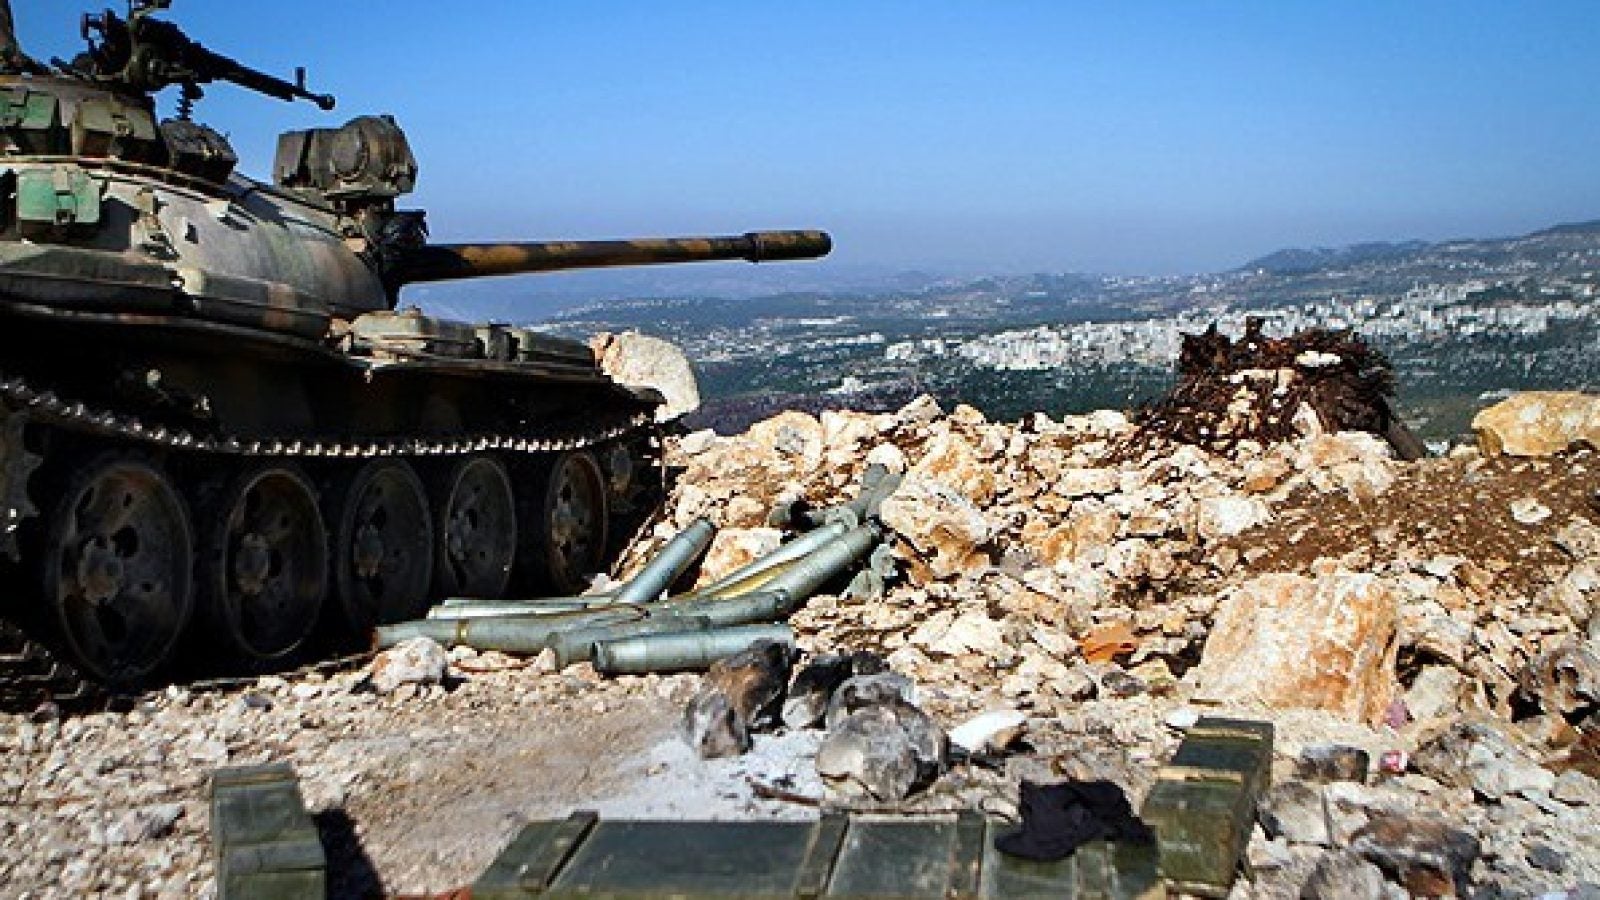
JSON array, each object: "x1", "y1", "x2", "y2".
[{"x1": 1114, "y1": 318, "x2": 1422, "y2": 461}]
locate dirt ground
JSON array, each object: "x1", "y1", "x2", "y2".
[
  {"x1": 0, "y1": 662, "x2": 848, "y2": 898},
  {"x1": 1224, "y1": 451, "x2": 1600, "y2": 598}
]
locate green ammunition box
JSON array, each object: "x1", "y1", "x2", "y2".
[
  {"x1": 980, "y1": 820, "x2": 1160, "y2": 900},
  {"x1": 1140, "y1": 717, "x2": 1274, "y2": 898},
  {"x1": 474, "y1": 810, "x2": 1162, "y2": 899},
  {"x1": 209, "y1": 763, "x2": 326, "y2": 900}
]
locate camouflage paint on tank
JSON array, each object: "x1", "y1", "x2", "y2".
[{"x1": 388, "y1": 230, "x2": 832, "y2": 286}]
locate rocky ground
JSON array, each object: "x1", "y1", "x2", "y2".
[{"x1": 5, "y1": 392, "x2": 1600, "y2": 897}]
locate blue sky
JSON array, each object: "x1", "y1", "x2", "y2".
[{"x1": 16, "y1": 1, "x2": 1600, "y2": 275}]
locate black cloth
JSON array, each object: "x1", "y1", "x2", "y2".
[{"x1": 994, "y1": 779, "x2": 1155, "y2": 862}]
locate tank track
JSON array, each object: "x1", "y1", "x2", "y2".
[
  {"x1": 0, "y1": 618, "x2": 96, "y2": 711},
  {"x1": 0, "y1": 373, "x2": 651, "y2": 461},
  {"x1": 0, "y1": 370, "x2": 659, "y2": 711}
]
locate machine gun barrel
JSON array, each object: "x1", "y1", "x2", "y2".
[
  {"x1": 201, "y1": 51, "x2": 336, "y2": 110},
  {"x1": 389, "y1": 229, "x2": 832, "y2": 286},
  {"x1": 139, "y1": 17, "x2": 336, "y2": 109}
]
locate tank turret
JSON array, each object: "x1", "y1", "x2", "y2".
[{"x1": 0, "y1": 0, "x2": 831, "y2": 697}]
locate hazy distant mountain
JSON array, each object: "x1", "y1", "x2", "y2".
[
  {"x1": 1240, "y1": 241, "x2": 1432, "y2": 275},
  {"x1": 1238, "y1": 220, "x2": 1600, "y2": 277}
]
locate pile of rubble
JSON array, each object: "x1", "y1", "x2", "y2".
[
  {"x1": 5, "y1": 387, "x2": 1600, "y2": 896},
  {"x1": 634, "y1": 388, "x2": 1600, "y2": 895}
]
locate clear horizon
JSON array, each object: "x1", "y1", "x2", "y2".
[{"x1": 16, "y1": 1, "x2": 1600, "y2": 276}]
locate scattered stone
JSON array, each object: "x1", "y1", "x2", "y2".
[
  {"x1": 825, "y1": 672, "x2": 916, "y2": 730},
  {"x1": 911, "y1": 610, "x2": 1006, "y2": 658},
  {"x1": 1196, "y1": 495, "x2": 1271, "y2": 541},
  {"x1": 592, "y1": 330, "x2": 701, "y2": 421},
  {"x1": 879, "y1": 475, "x2": 994, "y2": 578},
  {"x1": 1553, "y1": 770, "x2": 1600, "y2": 807},
  {"x1": 682, "y1": 640, "x2": 793, "y2": 759},
  {"x1": 1295, "y1": 744, "x2": 1370, "y2": 784},
  {"x1": 695, "y1": 527, "x2": 783, "y2": 586},
  {"x1": 14, "y1": 385, "x2": 1600, "y2": 896},
  {"x1": 677, "y1": 429, "x2": 716, "y2": 456},
  {"x1": 1164, "y1": 707, "x2": 1201, "y2": 730},
  {"x1": 1097, "y1": 668, "x2": 1148, "y2": 699},
  {"x1": 1528, "y1": 842, "x2": 1568, "y2": 873},
  {"x1": 1412, "y1": 720, "x2": 1556, "y2": 800},
  {"x1": 1260, "y1": 782, "x2": 1331, "y2": 846},
  {"x1": 367, "y1": 637, "x2": 448, "y2": 695},
  {"x1": 745, "y1": 410, "x2": 825, "y2": 472},
  {"x1": 1512, "y1": 497, "x2": 1554, "y2": 526},
  {"x1": 1473, "y1": 391, "x2": 1600, "y2": 457},
  {"x1": 102, "y1": 803, "x2": 183, "y2": 845},
  {"x1": 864, "y1": 442, "x2": 908, "y2": 474},
  {"x1": 1300, "y1": 850, "x2": 1406, "y2": 900},
  {"x1": 910, "y1": 432, "x2": 998, "y2": 505},
  {"x1": 1192, "y1": 573, "x2": 1400, "y2": 723},
  {"x1": 1349, "y1": 814, "x2": 1480, "y2": 898},
  {"x1": 1518, "y1": 641, "x2": 1600, "y2": 719},
  {"x1": 947, "y1": 709, "x2": 1026, "y2": 755},
  {"x1": 814, "y1": 700, "x2": 948, "y2": 802},
  {"x1": 894, "y1": 394, "x2": 943, "y2": 427},
  {"x1": 1405, "y1": 666, "x2": 1464, "y2": 723}
]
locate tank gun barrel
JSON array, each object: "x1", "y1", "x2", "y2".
[{"x1": 389, "y1": 230, "x2": 832, "y2": 286}]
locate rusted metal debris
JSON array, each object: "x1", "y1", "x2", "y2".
[{"x1": 1117, "y1": 318, "x2": 1426, "y2": 460}]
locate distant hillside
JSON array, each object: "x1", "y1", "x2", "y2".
[
  {"x1": 1241, "y1": 241, "x2": 1431, "y2": 275},
  {"x1": 1531, "y1": 219, "x2": 1600, "y2": 237},
  {"x1": 1239, "y1": 220, "x2": 1600, "y2": 277}
]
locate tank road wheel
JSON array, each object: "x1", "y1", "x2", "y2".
[
  {"x1": 201, "y1": 465, "x2": 327, "y2": 664},
  {"x1": 331, "y1": 460, "x2": 434, "y2": 633},
  {"x1": 530, "y1": 450, "x2": 608, "y2": 596},
  {"x1": 434, "y1": 455, "x2": 517, "y2": 599},
  {"x1": 41, "y1": 454, "x2": 193, "y2": 686}
]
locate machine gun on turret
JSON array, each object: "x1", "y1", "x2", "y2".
[{"x1": 66, "y1": 0, "x2": 335, "y2": 113}]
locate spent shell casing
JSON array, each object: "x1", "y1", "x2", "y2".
[
  {"x1": 549, "y1": 615, "x2": 715, "y2": 668},
  {"x1": 614, "y1": 517, "x2": 716, "y2": 604},
  {"x1": 374, "y1": 606, "x2": 644, "y2": 652},
  {"x1": 592, "y1": 624, "x2": 795, "y2": 675},
  {"x1": 689, "y1": 521, "x2": 849, "y2": 598},
  {"x1": 426, "y1": 600, "x2": 610, "y2": 620},
  {"x1": 756, "y1": 526, "x2": 879, "y2": 602},
  {"x1": 660, "y1": 590, "x2": 794, "y2": 627}
]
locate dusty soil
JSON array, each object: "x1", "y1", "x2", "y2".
[{"x1": 1224, "y1": 451, "x2": 1600, "y2": 599}]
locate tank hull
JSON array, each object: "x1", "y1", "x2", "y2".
[{"x1": 0, "y1": 289, "x2": 665, "y2": 702}]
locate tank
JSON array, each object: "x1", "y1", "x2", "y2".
[{"x1": 0, "y1": 0, "x2": 831, "y2": 697}]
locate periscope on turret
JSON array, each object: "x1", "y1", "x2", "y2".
[{"x1": 0, "y1": 0, "x2": 830, "y2": 699}]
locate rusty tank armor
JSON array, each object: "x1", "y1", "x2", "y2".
[{"x1": 0, "y1": 0, "x2": 830, "y2": 698}]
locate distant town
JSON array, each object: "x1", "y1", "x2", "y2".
[{"x1": 534, "y1": 221, "x2": 1600, "y2": 445}]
